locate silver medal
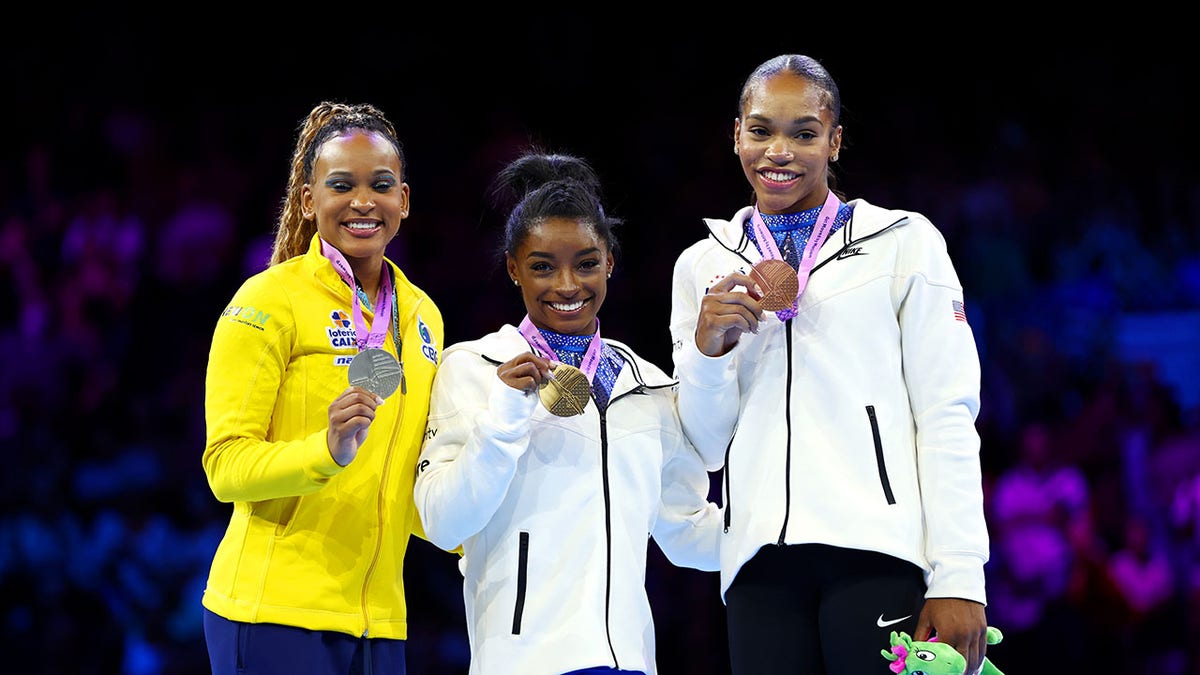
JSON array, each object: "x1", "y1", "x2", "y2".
[{"x1": 348, "y1": 348, "x2": 404, "y2": 399}]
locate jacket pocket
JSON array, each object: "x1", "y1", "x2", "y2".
[
  {"x1": 512, "y1": 531, "x2": 530, "y2": 635},
  {"x1": 722, "y1": 434, "x2": 735, "y2": 532},
  {"x1": 865, "y1": 406, "x2": 896, "y2": 505},
  {"x1": 271, "y1": 496, "x2": 301, "y2": 537}
]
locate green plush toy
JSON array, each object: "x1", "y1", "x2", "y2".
[{"x1": 881, "y1": 627, "x2": 1005, "y2": 675}]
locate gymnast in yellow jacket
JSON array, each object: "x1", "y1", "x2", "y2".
[{"x1": 200, "y1": 101, "x2": 443, "y2": 675}]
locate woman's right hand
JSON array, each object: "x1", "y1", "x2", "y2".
[
  {"x1": 327, "y1": 386, "x2": 384, "y2": 466},
  {"x1": 695, "y1": 271, "x2": 764, "y2": 357},
  {"x1": 496, "y1": 352, "x2": 554, "y2": 394}
]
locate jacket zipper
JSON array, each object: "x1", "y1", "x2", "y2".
[
  {"x1": 359, "y1": 304, "x2": 414, "y2": 637},
  {"x1": 590, "y1": 379, "x2": 655, "y2": 668},
  {"x1": 866, "y1": 405, "x2": 896, "y2": 504},
  {"x1": 777, "y1": 321, "x2": 794, "y2": 546},
  {"x1": 598, "y1": 405, "x2": 619, "y2": 668}
]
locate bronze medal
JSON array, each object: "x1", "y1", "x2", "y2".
[
  {"x1": 537, "y1": 363, "x2": 591, "y2": 417},
  {"x1": 348, "y1": 348, "x2": 404, "y2": 399},
  {"x1": 750, "y1": 259, "x2": 800, "y2": 312}
]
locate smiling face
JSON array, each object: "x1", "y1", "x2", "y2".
[
  {"x1": 301, "y1": 129, "x2": 409, "y2": 279},
  {"x1": 734, "y1": 71, "x2": 842, "y2": 215},
  {"x1": 506, "y1": 217, "x2": 614, "y2": 336}
]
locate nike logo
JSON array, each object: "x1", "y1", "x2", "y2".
[
  {"x1": 836, "y1": 246, "x2": 866, "y2": 260},
  {"x1": 877, "y1": 613, "x2": 912, "y2": 628}
]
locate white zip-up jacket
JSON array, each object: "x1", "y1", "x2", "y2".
[
  {"x1": 670, "y1": 198, "x2": 989, "y2": 606},
  {"x1": 414, "y1": 324, "x2": 721, "y2": 675}
]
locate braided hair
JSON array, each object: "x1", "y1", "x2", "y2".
[{"x1": 268, "y1": 101, "x2": 406, "y2": 266}]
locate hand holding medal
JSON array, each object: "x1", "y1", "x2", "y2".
[
  {"x1": 694, "y1": 271, "x2": 766, "y2": 358},
  {"x1": 496, "y1": 352, "x2": 590, "y2": 417},
  {"x1": 327, "y1": 386, "x2": 385, "y2": 467}
]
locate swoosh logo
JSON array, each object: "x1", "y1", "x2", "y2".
[{"x1": 877, "y1": 613, "x2": 912, "y2": 628}]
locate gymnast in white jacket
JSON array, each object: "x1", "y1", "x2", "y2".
[
  {"x1": 669, "y1": 54, "x2": 991, "y2": 675},
  {"x1": 415, "y1": 149, "x2": 722, "y2": 675}
]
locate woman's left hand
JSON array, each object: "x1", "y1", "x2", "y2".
[{"x1": 914, "y1": 597, "x2": 988, "y2": 675}]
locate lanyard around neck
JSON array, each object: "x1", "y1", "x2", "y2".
[
  {"x1": 748, "y1": 189, "x2": 840, "y2": 319},
  {"x1": 517, "y1": 316, "x2": 603, "y2": 384},
  {"x1": 320, "y1": 238, "x2": 393, "y2": 351}
]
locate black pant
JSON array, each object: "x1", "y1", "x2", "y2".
[{"x1": 725, "y1": 544, "x2": 926, "y2": 675}]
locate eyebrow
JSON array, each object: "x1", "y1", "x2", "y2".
[
  {"x1": 745, "y1": 113, "x2": 822, "y2": 125},
  {"x1": 324, "y1": 168, "x2": 398, "y2": 178},
  {"x1": 525, "y1": 247, "x2": 602, "y2": 260}
]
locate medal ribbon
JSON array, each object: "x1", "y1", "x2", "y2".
[
  {"x1": 518, "y1": 315, "x2": 603, "y2": 384},
  {"x1": 748, "y1": 189, "x2": 841, "y2": 319},
  {"x1": 321, "y1": 238, "x2": 393, "y2": 351}
]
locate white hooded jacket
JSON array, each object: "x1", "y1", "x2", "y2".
[
  {"x1": 669, "y1": 198, "x2": 989, "y2": 606},
  {"x1": 415, "y1": 324, "x2": 721, "y2": 675}
]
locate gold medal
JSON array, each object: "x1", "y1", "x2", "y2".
[
  {"x1": 348, "y1": 348, "x2": 404, "y2": 399},
  {"x1": 537, "y1": 363, "x2": 591, "y2": 417},
  {"x1": 750, "y1": 259, "x2": 800, "y2": 312}
]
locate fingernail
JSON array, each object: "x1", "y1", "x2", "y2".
[{"x1": 376, "y1": 396, "x2": 386, "y2": 405}]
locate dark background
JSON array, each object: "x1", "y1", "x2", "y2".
[{"x1": 3, "y1": 12, "x2": 1198, "y2": 675}]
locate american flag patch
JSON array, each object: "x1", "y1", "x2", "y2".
[{"x1": 952, "y1": 300, "x2": 967, "y2": 322}]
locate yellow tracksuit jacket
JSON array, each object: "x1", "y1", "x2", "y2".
[{"x1": 201, "y1": 233, "x2": 443, "y2": 639}]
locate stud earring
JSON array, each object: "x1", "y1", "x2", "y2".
[
  {"x1": 831, "y1": 153, "x2": 839, "y2": 162},
  {"x1": 512, "y1": 279, "x2": 519, "y2": 286}
]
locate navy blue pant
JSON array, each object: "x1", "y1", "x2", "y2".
[
  {"x1": 724, "y1": 544, "x2": 926, "y2": 675},
  {"x1": 204, "y1": 608, "x2": 406, "y2": 675}
]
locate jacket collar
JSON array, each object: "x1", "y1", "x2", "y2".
[
  {"x1": 304, "y1": 233, "x2": 422, "y2": 318},
  {"x1": 472, "y1": 324, "x2": 677, "y2": 395},
  {"x1": 702, "y1": 198, "x2": 910, "y2": 267}
]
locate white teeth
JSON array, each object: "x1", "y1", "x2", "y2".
[
  {"x1": 345, "y1": 222, "x2": 379, "y2": 230},
  {"x1": 762, "y1": 170, "x2": 795, "y2": 182},
  {"x1": 551, "y1": 301, "x2": 584, "y2": 312}
]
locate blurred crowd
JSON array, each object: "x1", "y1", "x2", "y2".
[{"x1": 3, "y1": 48, "x2": 1200, "y2": 675}]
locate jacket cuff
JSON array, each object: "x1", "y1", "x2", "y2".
[
  {"x1": 308, "y1": 431, "x2": 344, "y2": 479},
  {"x1": 675, "y1": 338, "x2": 737, "y2": 389},
  {"x1": 925, "y1": 557, "x2": 988, "y2": 606},
  {"x1": 486, "y1": 377, "x2": 538, "y2": 438}
]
